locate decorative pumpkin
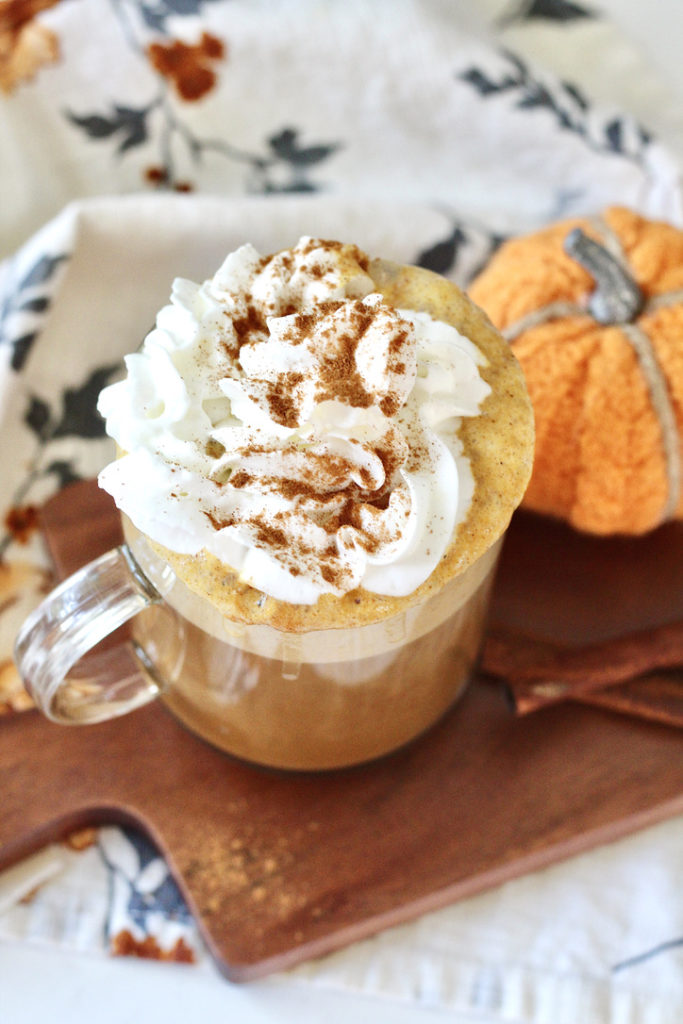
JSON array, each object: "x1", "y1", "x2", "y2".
[{"x1": 469, "y1": 206, "x2": 683, "y2": 535}]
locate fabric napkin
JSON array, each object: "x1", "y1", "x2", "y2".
[
  {"x1": 1, "y1": 0, "x2": 682, "y2": 261},
  {"x1": 1, "y1": 2, "x2": 682, "y2": 1022}
]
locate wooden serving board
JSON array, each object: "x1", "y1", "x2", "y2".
[{"x1": 2, "y1": 481, "x2": 683, "y2": 981}]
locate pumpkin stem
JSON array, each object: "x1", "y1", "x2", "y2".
[{"x1": 563, "y1": 227, "x2": 643, "y2": 325}]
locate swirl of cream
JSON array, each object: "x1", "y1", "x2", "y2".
[{"x1": 98, "y1": 240, "x2": 491, "y2": 604}]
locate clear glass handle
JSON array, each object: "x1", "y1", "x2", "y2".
[{"x1": 14, "y1": 545, "x2": 180, "y2": 724}]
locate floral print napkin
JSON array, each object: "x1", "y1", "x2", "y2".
[{"x1": 1, "y1": 1, "x2": 682, "y2": 1020}]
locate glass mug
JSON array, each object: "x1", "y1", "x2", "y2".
[{"x1": 14, "y1": 515, "x2": 503, "y2": 771}]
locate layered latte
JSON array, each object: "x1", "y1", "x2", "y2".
[{"x1": 97, "y1": 239, "x2": 533, "y2": 768}]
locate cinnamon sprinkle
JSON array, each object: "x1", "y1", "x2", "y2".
[
  {"x1": 265, "y1": 371, "x2": 304, "y2": 428},
  {"x1": 197, "y1": 240, "x2": 420, "y2": 589},
  {"x1": 232, "y1": 304, "x2": 267, "y2": 347}
]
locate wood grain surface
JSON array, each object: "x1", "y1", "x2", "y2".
[{"x1": 1, "y1": 481, "x2": 682, "y2": 981}]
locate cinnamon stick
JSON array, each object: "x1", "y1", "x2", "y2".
[
  {"x1": 481, "y1": 620, "x2": 683, "y2": 714},
  {"x1": 575, "y1": 670, "x2": 683, "y2": 729}
]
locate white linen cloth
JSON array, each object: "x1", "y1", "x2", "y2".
[{"x1": 0, "y1": 2, "x2": 682, "y2": 1022}]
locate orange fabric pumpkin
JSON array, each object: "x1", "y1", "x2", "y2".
[{"x1": 469, "y1": 206, "x2": 683, "y2": 535}]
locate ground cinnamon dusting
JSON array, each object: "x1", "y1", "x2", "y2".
[
  {"x1": 140, "y1": 241, "x2": 497, "y2": 605},
  {"x1": 228, "y1": 470, "x2": 251, "y2": 489},
  {"x1": 278, "y1": 476, "x2": 320, "y2": 501},
  {"x1": 266, "y1": 372, "x2": 304, "y2": 427},
  {"x1": 379, "y1": 394, "x2": 399, "y2": 416},
  {"x1": 205, "y1": 510, "x2": 235, "y2": 531},
  {"x1": 232, "y1": 304, "x2": 267, "y2": 348},
  {"x1": 303, "y1": 263, "x2": 324, "y2": 278},
  {"x1": 139, "y1": 250, "x2": 534, "y2": 633},
  {"x1": 375, "y1": 439, "x2": 404, "y2": 485},
  {"x1": 253, "y1": 520, "x2": 287, "y2": 550},
  {"x1": 318, "y1": 335, "x2": 373, "y2": 409},
  {"x1": 320, "y1": 565, "x2": 337, "y2": 584}
]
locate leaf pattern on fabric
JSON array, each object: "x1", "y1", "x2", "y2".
[
  {"x1": 498, "y1": 0, "x2": 595, "y2": 26},
  {"x1": 415, "y1": 220, "x2": 506, "y2": 284},
  {"x1": 137, "y1": 0, "x2": 225, "y2": 33},
  {"x1": 458, "y1": 49, "x2": 652, "y2": 163},
  {"x1": 42, "y1": 459, "x2": 82, "y2": 489},
  {"x1": 612, "y1": 935, "x2": 683, "y2": 973},
  {"x1": 256, "y1": 127, "x2": 342, "y2": 193},
  {"x1": 64, "y1": 1, "x2": 341, "y2": 193},
  {"x1": 24, "y1": 363, "x2": 120, "y2": 447},
  {"x1": 417, "y1": 228, "x2": 469, "y2": 275},
  {"x1": 0, "y1": 363, "x2": 120, "y2": 558},
  {"x1": 0, "y1": 252, "x2": 69, "y2": 372},
  {"x1": 98, "y1": 826, "x2": 196, "y2": 956},
  {"x1": 66, "y1": 105, "x2": 150, "y2": 153},
  {"x1": 268, "y1": 128, "x2": 340, "y2": 168}
]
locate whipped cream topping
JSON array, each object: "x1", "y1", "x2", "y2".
[{"x1": 98, "y1": 238, "x2": 491, "y2": 604}]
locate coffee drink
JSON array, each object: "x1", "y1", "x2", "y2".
[{"x1": 97, "y1": 239, "x2": 533, "y2": 768}]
